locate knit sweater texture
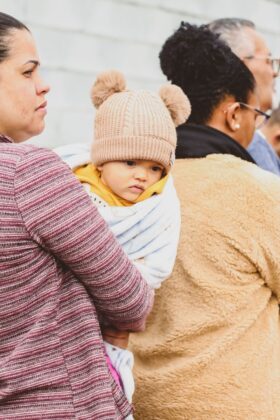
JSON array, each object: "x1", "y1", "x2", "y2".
[
  {"x1": 0, "y1": 136, "x2": 152, "y2": 419},
  {"x1": 130, "y1": 155, "x2": 280, "y2": 419}
]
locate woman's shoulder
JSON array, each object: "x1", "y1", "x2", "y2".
[
  {"x1": 205, "y1": 154, "x2": 280, "y2": 198},
  {"x1": 0, "y1": 144, "x2": 55, "y2": 178},
  {"x1": 1, "y1": 142, "x2": 61, "y2": 163},
  {"x1": 174, "y1": 154, "x2": 280, "y2": 186},
  {"x1": 173, "y1": 154, "x2": 280, "y2": 211},
  {"x1": 1, "y1": 144, "x2": 73, "y2": 191}
]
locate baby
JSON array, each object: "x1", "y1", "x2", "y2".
[{"x1": 56, "y1": 70, "x2": 191, "y2": 409}]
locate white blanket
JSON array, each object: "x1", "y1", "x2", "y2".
[{"x1": 55, "y1": 143, "x2": 180, "y2": 289}]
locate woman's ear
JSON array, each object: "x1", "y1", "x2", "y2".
[
  {"x1": 224, "y1": 102, "x2": 242, "y2": 132},
  {"x1": 97, "y1": 164, "x2": 104, "y2": 172}
]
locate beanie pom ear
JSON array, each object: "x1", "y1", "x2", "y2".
[
  {"x1": 159, "y1": 84, "x2": 191, "y2": 127},
  {"x1": 91, "y1": 70, "x2": 126, "y2": 109}
]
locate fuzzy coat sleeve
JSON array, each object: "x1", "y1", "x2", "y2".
[{"x1": 244, "y1": 163, "x2": 280, "y2": 301}]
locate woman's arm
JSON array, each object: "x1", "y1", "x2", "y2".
[{"x1": 14, "y1": 146, "x2": 153, "y2": 331}]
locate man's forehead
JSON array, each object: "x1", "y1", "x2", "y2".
[{"x1": 243, "y1": 26, "x2": 270, "y2": 55}]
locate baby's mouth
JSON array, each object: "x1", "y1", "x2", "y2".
[{"x1": 129, "y1": 185, "x2": 145, "y2": 193}]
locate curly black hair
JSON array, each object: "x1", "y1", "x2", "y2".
[{"x1": 159, "y1": 22, "x2": 256, "y2": 124}]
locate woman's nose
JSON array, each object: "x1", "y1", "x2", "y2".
[{"x1": 36, "y1": 74, "x2": 51, "y2": 95}]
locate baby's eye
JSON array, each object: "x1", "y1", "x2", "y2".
[
  {"x1": 151, "y1": 166, "x2": 163, "y2": 172},
  {"x1": 125, "y1": 160, "x2": 136, "y2": 166}
]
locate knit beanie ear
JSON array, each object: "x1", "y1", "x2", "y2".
[
  {"x1": 91, "y1": 70, "x2": 126, "y2": 109},
  {"x1": 159, "y1": 84, "x2": 191, "y2": 127}
]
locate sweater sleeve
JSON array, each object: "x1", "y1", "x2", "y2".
[{"x1": 14, "y1": 147, "x2": 153, "y2": 331}]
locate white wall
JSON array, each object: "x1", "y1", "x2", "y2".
[{"x1": 0, "y1": 0, "x2": 280, "y2": 147}]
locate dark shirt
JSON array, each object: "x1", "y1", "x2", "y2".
[{"x1": 176, "y1": 123, "x2": 256, "y2": 163}]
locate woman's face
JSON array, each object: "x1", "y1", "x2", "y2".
[{"x1": 0, "y1": 28, "x2": 50, "y2": 142}]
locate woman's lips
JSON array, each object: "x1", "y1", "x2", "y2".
[{"x1": 36, "y1": 101, "x2": 47, "y2": 113}]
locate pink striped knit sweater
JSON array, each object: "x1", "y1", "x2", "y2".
[{"x1": 0, "y1": 135, "x2": 153, "y2": 419}]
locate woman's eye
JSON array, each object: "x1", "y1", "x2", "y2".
[{"x1": 23, "y1": 70, "x2": 33, "y2": 77}]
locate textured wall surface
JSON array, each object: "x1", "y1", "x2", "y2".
[{"x1": 0, "y1": 0, "x2": 280, "y2": 147}]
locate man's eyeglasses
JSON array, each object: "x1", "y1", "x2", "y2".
[
  {"x1": 239, "y1": 102, "x2": 270, "y2": 128},
  {"x1": 243, "y1": 55, "x2": 280, "y2": 76}
]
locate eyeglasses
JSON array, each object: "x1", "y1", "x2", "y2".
[
  {"x1": 243, "y1": 55, "x2": 280, "y2": 76},
  {"x1": 239, "y1": 102, "x2": 270, "y2": 128}
]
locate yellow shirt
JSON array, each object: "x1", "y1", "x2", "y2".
[{"x1": 74, "y1": 163, "x2": 168, "y2": 207}]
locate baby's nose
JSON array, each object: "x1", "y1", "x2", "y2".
[{"x1": 134, "y1": 169, "x2": 147, "y2": 180}]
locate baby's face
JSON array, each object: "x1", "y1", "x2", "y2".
[{"x1": 97, "y1": 160, "x2": 164, "y2": 202}]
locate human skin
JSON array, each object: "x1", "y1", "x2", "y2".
[
  {"x1": 261, "y1": 123, "x2": 280, "y2": 156},
  {"x1": 208, "y1": 92, "x2": 261, "y2": 148},
  {"x1": 0, "y1": 28, "x2": 50, "y2": 142},
  {"x1": 98, "y1": 159, "x2": 164, "y2": 202},
  {"x1": 242, "y1": 27, "x2": 276, "y2": 112}
]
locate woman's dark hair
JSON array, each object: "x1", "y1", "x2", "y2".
[
  {"x1": 0, "y1": 12, "x2": 29, "y2": 63},
  {"x1": 159, "y1": 22, "x2": 256, "y2": 124}
]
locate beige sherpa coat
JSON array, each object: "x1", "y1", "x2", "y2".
[{"x1": 130, "y1": 155, "x2": 280, "y2": 420}]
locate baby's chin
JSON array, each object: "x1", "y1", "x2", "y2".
[{"x1": 118, "y1": 191, "x2": 142, "y2": 203}]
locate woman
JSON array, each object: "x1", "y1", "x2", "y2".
[
  {"x1": 0, "y1": 12, "x2": 152, "y2": 419},
  {"x1": 130, "y1": 23, "x2": 280, "y2": 419}
]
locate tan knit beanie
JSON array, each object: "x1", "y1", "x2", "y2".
[{"x1": 90, "y1": 70, "x2": 191, "y2": 172}]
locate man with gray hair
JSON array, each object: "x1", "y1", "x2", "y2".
[{"x1": 209, "y1": 18, "x2": 280, "y2": 175}]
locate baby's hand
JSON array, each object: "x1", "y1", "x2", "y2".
[{"x1": 102, "y1": 326, "x2": 129, "y2": 349}]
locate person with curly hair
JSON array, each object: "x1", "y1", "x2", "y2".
[{"x1": 130, "y1": 22, "x2": 280, "y2": 419}]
